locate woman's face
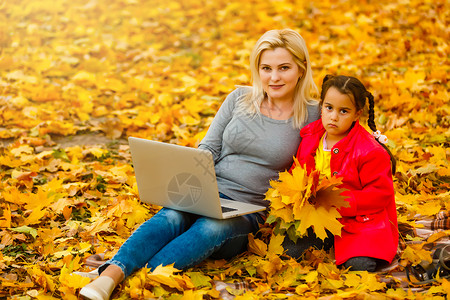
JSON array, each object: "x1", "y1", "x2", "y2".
[
  {"x1": 321, "y1": 87, "x2": 362, "y2": 142},
  {"x1": 259, "y1": 47, "x2": 303, "y2": 103}
]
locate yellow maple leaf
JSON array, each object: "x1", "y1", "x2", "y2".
[
  {"x1": 0, "y1": 155, "x2": 22, "y2": 168},
  {"x1": 42, "y1": 177, "x2": 65, "y2": 193},
  {"x1": 295, "y1": 283, "x2": 310, "y2": 294},
  {"x1": 427, "y1": 230, "x2": 450, "y2": 244},
  {"x1": 426, "y1": 285, "x2": 448, "y2": 296},
  {"x1": 428, "y1": 146, "x2": 446, "y2": 165},
  {"x1": 24, "y1": 187, "x2": 56, "y2": 210},
  {"x1": 147, "y1": 264, "x2": 183, "y2": 289},
  {"x1": 344, "y1": 272, "x2": 362, "y2": 287},
  {"x1": 84, "y1": 216, "x2": 113, "y2": 235},
  {"x1": 265, "y1": 189, "x2": 283, "y2": 210},
  {"x1": 27, "y1": 265, "x2": 56, "y2": 292},
  {"x1": 179, "y1": 115, "x2": 200, "y2": 126},
  {"x1": 1, "y1": 186, "x2": 25, "y2": 205},
  {"x1": 10, "y1": 144, "x2": 34, "y2": 157},
  {"x1": 261, "y1": 253, "x2": 284, "y2": 277},
  {"x1": 317, "y1": 262, "x2": 340, "y2": 279},
  {"x1": 402, "y1": 69, "x2": 426, "y2": 92},
  {"x1": 385, "y1": 287, "x2": 408, "y2": 298},
  {"x1": 22, "y1": 207, "x2": 47, "y2": 225},
  {"x1": 416, "y1": 200, "x2": 445, "y2": 216},
  {"x1": 302, "y1": 270, "x2": 318, "y2": 284},
  {"x1": 86, "y1": 147, "x2": 108, "y2": 159},
  {"x1": 400, "y1": 244, "x2": 432, "y2": 266},
  {"x1": 322, "y1": 277, "x2": 344, "y2": 290},
  {"x1": 125, "y1": 200, "x2": 150, "y2": 228},
  {"x1": 295, "y1": 204, "x2": 344, "y2": 239},
  {"x1": 266, "y1": 160, "x2": 347, "y2": 241},
  {"x1": 59, "y1": 265, "x2": 90, "y2": 289},
  {"x1": 360, "y1": 272, "x2": 387, "y2": 292},
  {"x1": 267, "y1": 234, "x2": 285, "y2": 256}
]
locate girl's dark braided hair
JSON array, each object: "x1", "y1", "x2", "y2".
[{"x1": 321, "y1": 75, "x2": 396, "y2": 174}]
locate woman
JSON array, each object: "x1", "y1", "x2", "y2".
[{"x1": 80, "y1": 28, "x2": 320, "y2": 300}]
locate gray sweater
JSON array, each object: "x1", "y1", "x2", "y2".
[{"x1": 198, "y1": 87, "x2": 320, "y2": 207}]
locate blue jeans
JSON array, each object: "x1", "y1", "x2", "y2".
[{"x1": 98, "y1": 194, "x2": 264, "y2": 278}]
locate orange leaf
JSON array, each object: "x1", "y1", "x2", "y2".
[
  {"x1": 62, "y1": 206, "x2": 72, "y2": 220},
  {"x1": 247, "y1": 233, "x2": 267, "y2": 257}
]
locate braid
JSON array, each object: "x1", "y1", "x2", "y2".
[
  {"x1": 366, "y1": 91, "x2": 397, "y2": 174},
  {"x1": 366, "y1": 92, "x2": 377, "y2": 132}
]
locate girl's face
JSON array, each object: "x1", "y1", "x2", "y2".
[
  {"x1": 259, "y1": 47, "x2": 304, "y2": 103},
  {"x1": 321, "y1": 87, "x2": 362, "y2": 142}
]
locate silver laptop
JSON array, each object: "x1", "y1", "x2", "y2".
[{"x1": 128, "y1": 137, "x2": 267, "y2": 219}]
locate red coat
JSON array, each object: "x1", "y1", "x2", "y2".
[{"x1": 291, "y1": 119, "x2": 398, "y2": 265}]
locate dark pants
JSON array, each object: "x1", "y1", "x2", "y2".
[{"x1": 282, "y1": 228, "x2": 385, "y2": 272}]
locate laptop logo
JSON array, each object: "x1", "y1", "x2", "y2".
[{"x1": 167, "y1": 173, "x2": 202, "y2": 207}]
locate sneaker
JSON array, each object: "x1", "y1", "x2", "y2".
[
  {"x1": 79, "y1": 276, "x2": 115, "y2": 300},
  {"x1": 80, "y1": 285, "x2": 106, "y2": 300}
]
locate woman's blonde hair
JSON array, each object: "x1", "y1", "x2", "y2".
[{"x1": 238, "y1": 29, "x2": 318, "y2": 128}]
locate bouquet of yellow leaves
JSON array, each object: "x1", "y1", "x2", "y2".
[{"x1": 265, "y1": 158, "x2": 350, "y2": 242}]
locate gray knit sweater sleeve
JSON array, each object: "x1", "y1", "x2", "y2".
[{"x1": 198, "y1": 87, "x2": 320, "y2": 207}]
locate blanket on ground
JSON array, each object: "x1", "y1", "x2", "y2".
[{"x1": 83, "y1": 210, "x2": 450, "y2": 298}]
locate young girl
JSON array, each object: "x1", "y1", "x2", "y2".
[{"x1": 289, "y1": 74, "x2": 398, "y2": 272}]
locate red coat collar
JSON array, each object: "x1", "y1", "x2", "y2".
[{"x1": 301, "y1": 119, "x2": 364, "y2": 154}]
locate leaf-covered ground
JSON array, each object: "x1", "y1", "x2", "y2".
[{"x1": 0, "y1": 0, "x2": 449, "y2": 299}]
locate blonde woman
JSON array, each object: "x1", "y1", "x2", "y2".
[{"x1": 80, "y1": 29, "x2": 320, "y2": 300}]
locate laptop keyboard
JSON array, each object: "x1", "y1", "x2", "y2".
[{"x1": 221, "y1": 206, "x2": 238, "y2": 213}]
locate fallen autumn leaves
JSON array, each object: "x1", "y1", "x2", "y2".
[{"x1": 0, "y1": 0, "x2": 449, "y2": 299}]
